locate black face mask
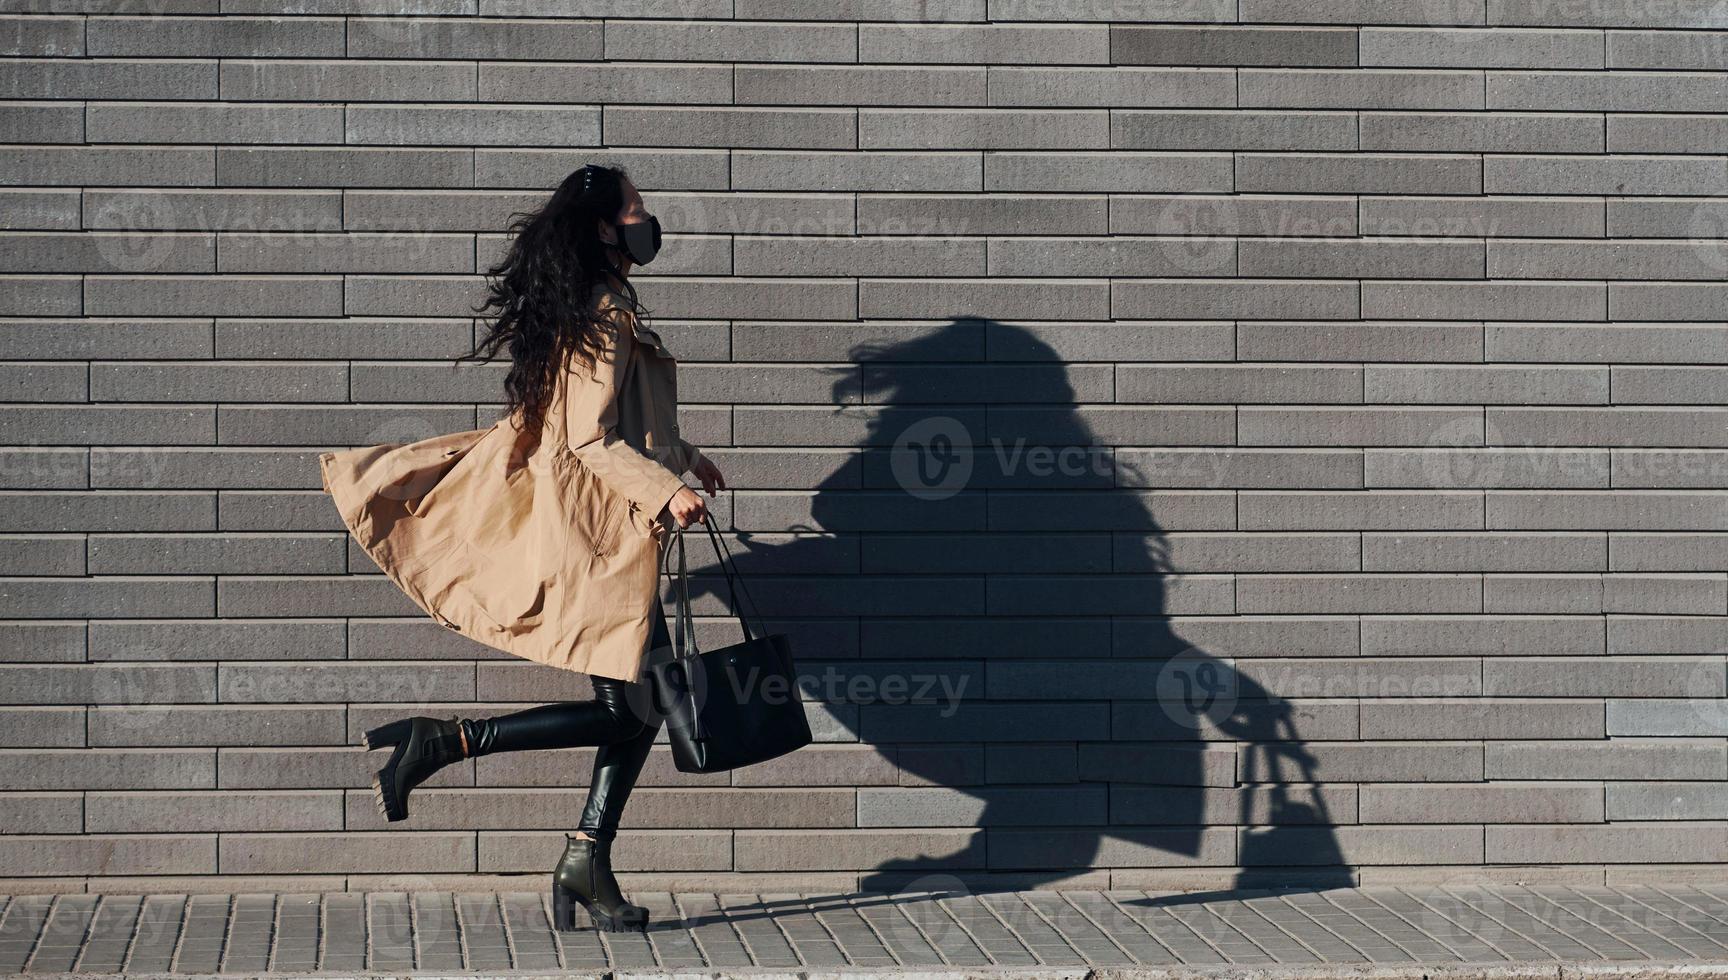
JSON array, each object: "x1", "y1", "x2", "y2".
[{"x1": 618, "y1": 214, "x2": 662, "y2": 265}]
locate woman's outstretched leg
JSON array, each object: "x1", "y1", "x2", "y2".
[{"x1": 364, "y1": 607, "x2": 666, "y2": 822}]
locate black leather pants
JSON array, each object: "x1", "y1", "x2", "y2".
[{"x1": 461, "y1": 597, "x2": 671, "y2": 838}]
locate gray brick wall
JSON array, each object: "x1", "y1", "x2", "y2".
[{"x1": 3, "y1": 1, "x2": 1727, "y2": 893}]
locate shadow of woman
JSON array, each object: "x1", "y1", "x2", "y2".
[{"x1": 669, "y1": 317, "x2": 1348, "y2": 904}]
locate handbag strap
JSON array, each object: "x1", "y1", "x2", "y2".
[{"x1": 659, "y1": 512, "x2": 766, "y2": 646}]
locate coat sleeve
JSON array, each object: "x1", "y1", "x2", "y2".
[{"x1": 562, "y1": 312, "x2": 689, "y2": 518}]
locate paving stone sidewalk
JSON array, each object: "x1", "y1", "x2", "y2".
[{"x1": 8, "y1": 884, "x2": 1728, "y2": 978}]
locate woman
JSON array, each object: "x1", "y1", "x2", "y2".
[{"x1": 317, "y1": 164, "x2": 726, "y2": 934}]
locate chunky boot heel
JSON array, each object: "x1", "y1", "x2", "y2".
[
  {"x1": 551, "y1": 832, "x2": 649, "y2": 933},
  {"x1": 361, "y1": 716, "x2": 469, "y2": 822}
]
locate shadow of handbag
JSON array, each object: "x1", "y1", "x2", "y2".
[{"x1": 644, "y1": 512, "x2": 813, "y2": 774}]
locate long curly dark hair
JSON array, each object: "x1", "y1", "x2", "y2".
[{"x1": 460, "y1": 163, "x2": 648, "y2": 435}]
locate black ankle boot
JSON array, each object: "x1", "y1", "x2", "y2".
[
  {"x1": 551, "y1": 831, "x2": 649, "y2": 933},
  {"x1": 362, "y1": 717, "x2": 471, "y2": 822}
]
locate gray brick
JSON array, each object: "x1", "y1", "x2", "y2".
[
  {"x1": 1115, "y1": 280, "x2": 1358, "y2": 320},
  {"x1": 1487, "y1": 155, "x2": 1728, "y2": 196},
  {"x1": 0, "y1": 746, "x2": 212, "y2": 795},
  {"x1": 219, "y1": 59, "x2": 475, "y2": 101},
  {"x1": 479, "y1": 62, "x2": 730, "y2": 105},
  {"x1": 349, "y1": 16, "x2": 599, "y2": 59},
  {"x1": 1489, "y1": 824, "x2": 1728, "y2": 863},
  {"x1": 610, "y1": 107, "x2": 853, "y2": 150},
  {"x1": 1489, "y1": 323, "x2": 1728, "y2": 364},
  {"x1": 1611, "y1": 283, "x2": 1728, "y2": 322},
  {"x1": 1242, "y1": 238, "x2": 1484, "y2": 279},
  {"x1": 735, "y1": 150, "x2": 981, "y2": 192},
  {"x1": 1239, "y1": 153, "x2": 1482, "y2": 194},
  {"x1": 1361, "y1": 699, "x2": 1604, "y2": 739},
  {"x1": 1114, "y1": 25, "x2": 1356, "y2": 66},
  {"x1": 863, "y1": 109, "x2": 1106, "y2": 150},
  {"x1": 1367, "y1": 449, "x2": 1609, "y2": 489},
  {"x1": 1118, "y1": 365, "x2": 1358, "y2": 403},
  {"x1": 1617, "y1": 198, "x2": 1728, "y2": 238},
  {"x1": 0, "y1": 792, "x2": 81, "y2": 832},
  {"x1": 992, "y1": 236, "x2": 1233, "y2": 277},
  {"x1": 2, "y1": 146, "x2": 214, "y2": 187},
  {"x1": 1238, "y1": 321, "x2": 1483, "y2": 362},
  {"x1": 86, "y1": 790, "x2": 341, "y2": 832},
  {"x1": 0, "y1": 58, "x2": 214, "y2": 99},
  {"x1": 0, "y1": 231, "x2": 213, "y2": 274},
  {"x1": 476, "y1": 147, "x2": 730, "y2": 190},
  {"x1": 1609, "y1": 30, "x2": 1728, "y2": 70},
  {"x1": 89, "y1": 620, "x2": 344, "y2": 662},
  {"x1": 1363, "y1": 196, "x2": 1605, "y2": 238},
  {"x1": 1487, "y1": 656, "x2": 1718, "y2": 697},
  {"x1": 1241, "y1": 0, "x2": 1485, "y2": 25},
  {"x1": 988, "y1": 152, "x2": 1233, "y2": 192},
  {"x1": 350, "y1": 104, "x2": 598, "y2": 147},
  {"x1": 1609, "y1": 113, "x2": 1728, "y2": 153},
  {"x1": 1112, "y1": 111, "x2": 1356, "y2": 151},
  {"x1": 1238, "y1": 491, "x2": 1482, "y2": 531},
  {"x1": 605, "y1": 20, "x2": 856, "y2": 62},
  {"x1": 861, "y1": 193, "x2": 1104, "y2": 236},
  {"x1": 1608, "y1": 782, "x2": 1728, "y2": 819},
  {"x1": 1362, "y1": 281, "x2": 1605, "y2": 321},
  {"x1": 862, "y1": 278, "x2": 1105, "y2": 320},
  {"x1": 217, "y1": 147, "x2": 472, "y2": 188},
  {"x1": 1361, "y1": 112, "x2": 1603, "y2": 152},
  {"x1": 1368, "y1": 365, "x2": 1607, "y2": 404},
  {"x1": 1363, "y1": 782, "x2": 1604, "y2": 822},
  {"x1": 1236, "y1": 574, "x2": 1483, "y2": 614},
  {"x1": 1241, "y1": 69, "x2": 1485, "y2": 109},
  {"x1": 218, "y1": 233, "x2": 473, "y2": 275},
  {"x1": 0, "y1": 15, "x2": 82, "y2": 56},
  {"x1": 86, "y1": 276, "x2": 340, "y2": 317},
  {"x1": 739, "y1": 65, "x2": 983, "y2": 106},
  {"x1": 1362, "y1": 27, "x2": 1604, "y2": 67},
  {"x1": 0, "y1": 101, "x2": 81, "y2": 142},
  {"x1": 0, "y1": 834, "x2": 214, "y2": 875},
  {"x1": 991, "y1": 66, "x2": 1234, "y2": 107},
  {"x1": 1364, "y1": 615, "x2": 1604, "y2": 656},
  {"x1": 992, "y1": 0, "x2": 1234, "y2": 19},
  {"x1": 1118, "y1": 449, "x2": 1362, "y2": 489},
  {"x1": 344, "y1": 275, "x2": 483, "y2": 317},
  {"x1": 863, "y1": 23, "x2": 1105, "y2": 64},
  {"x1": 1609, "y1": 700, "x2": 1728, "y2": 738},
  {"x1": 0, "y1": 274, "x2": 78, "y2": 314},
  {"x1": 738, "y1": 0, "x2": 982, "y2": 18},
  {"x1": 0, "y1": 190, "x2": 79, "y2": 230},
  {"x1": 87, "y1": 16, "x2": 343, "y2": 57},
  {"x1": 1494, "y1": 0, "x2": 1728, "y2": 28}
]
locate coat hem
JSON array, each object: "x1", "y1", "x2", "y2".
[{"x1": 318, "y1": 449, "x2": 649, "y2": 685}]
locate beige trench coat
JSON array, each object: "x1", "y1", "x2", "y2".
[{"x1": 318, "y1": 284, "x2": 700, "y2": 683}]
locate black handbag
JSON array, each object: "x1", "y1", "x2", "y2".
[{"x1": 644, "y1": 513, "x2": 813, "y2": 774}]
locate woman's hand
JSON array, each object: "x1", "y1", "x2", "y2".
[
  {"x1": 666, "y1": 486, "x2": 708, "y2": 529},
  {"x1": 691, "y1": 456, "x2": 726, "y2": 497}
]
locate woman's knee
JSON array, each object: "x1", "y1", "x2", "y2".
[{"x1": 591, "y1": 677, "x2": 650, "y2": 741}]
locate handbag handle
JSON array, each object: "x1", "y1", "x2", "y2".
[{"x1": 658, "y1": 512, "x2": 768, "y2": 658}]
